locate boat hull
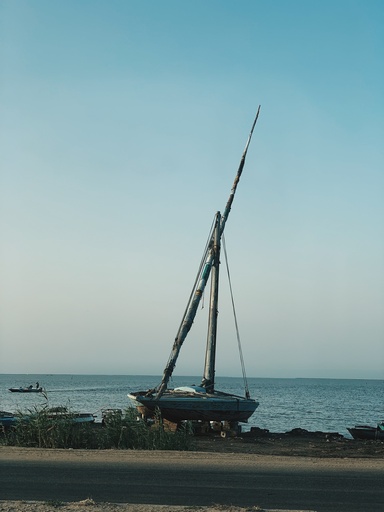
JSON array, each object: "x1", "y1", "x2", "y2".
[
  {"x1": 9, "y1": 388, "x2": 43, "y2": 393},
  {"x1": 0, "y1": 412, "x2": 95, "y2": 428},
  {"x1": 128, "y1": 391, "x2": 259, "y2": 423},
  {"x1": 0, "y1": 412, "x2": 17, "y2": 428},
  {"x1": 347, "y1": 425, "x2": 384, "y2": 441}
]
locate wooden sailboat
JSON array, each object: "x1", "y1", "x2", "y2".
[{"x1": 128, "y1": 108, "x2": 261, "y2": 425}]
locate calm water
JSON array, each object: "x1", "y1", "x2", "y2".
[{"x1": 1, "y1": 374, "x2": 382, "y2": 437}]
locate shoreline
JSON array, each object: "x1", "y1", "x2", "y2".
[
  {"x1": 1, "y1": 428, "x2": 384, "y2": 460},
  {"x1": 0, "y1": 503, "x2": 318, "y2": 512},
  {"x1": 1, "y1": 428, "x2": 384, "y2": 459}
]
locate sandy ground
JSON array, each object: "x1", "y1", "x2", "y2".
[
  {"x1": 0, "y1": 502, "x2": 318, "y2": 512},
  {"x1": 1, "y1": 432, "x2": 382, "y2": 512},
  {"x1": 0, "y1": 502, "x2": 315, "y2": 512}
]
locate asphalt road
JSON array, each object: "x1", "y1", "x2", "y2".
[{"x1": 1, "y1": 449, "x2": 383, "y2": 512}]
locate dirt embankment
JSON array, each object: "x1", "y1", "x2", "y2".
[
  {"x1": 0, "y1": 503, "x2": 278, "y2": 512},
  {"x1": 192, "y1": 428, "x2": 384, "y2": 458}
]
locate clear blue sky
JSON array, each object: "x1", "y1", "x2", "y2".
[{"x1": 1, "y1": 0, "x2": 383, "y2": 379}]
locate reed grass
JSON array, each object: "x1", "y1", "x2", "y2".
[{"x1": 0, "y1": 405, "x2": 194, "y2": 451}]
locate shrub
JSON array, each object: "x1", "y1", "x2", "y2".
[{"x1": 1, "y1": 405, "x2": 194, "y2": 451}]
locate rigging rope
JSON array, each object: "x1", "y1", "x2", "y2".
[{"x1": 222, "y1": 234, "x2": 251, "y2": 400}]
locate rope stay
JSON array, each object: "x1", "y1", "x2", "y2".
[{"x1": 222, "y1": 234, "x2": 251, "y2": 400}]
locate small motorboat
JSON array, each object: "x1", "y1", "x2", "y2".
[
  {"x1": 347, "y1": 422, "x2": 384, "y2": 440},
  {"x1": 9, "y1": 385, "x2": 44, "y2": 393}
]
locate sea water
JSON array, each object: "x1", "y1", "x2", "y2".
[{"x1": 1, "y1": 374, "x2": 382, "y2": 438}]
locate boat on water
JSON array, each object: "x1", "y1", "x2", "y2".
[
  {"x1": 9, "y1": 387, "x2": 44, "y2": 393},
  {"x1": 9, "y1": 381, "x2": 44, "y2": 393},
  {"x1": 128, "y1": 109, "x2": 261, "y2": 426},
  {"x1": 347, "y1": 422, "x2": 384, "y2": 440}
]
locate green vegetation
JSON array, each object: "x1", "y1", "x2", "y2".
[{"x1": 0, "y1": 406, "x2": 194, "y2": 451}]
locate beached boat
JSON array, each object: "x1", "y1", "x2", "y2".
[
  {"x1": 128, "y1": 109, "x2": 261, "y2": 425},
  {"x1": 0, "y1": 411, "x2": 17, "y2": 428},
  {"x1": 0, "y1": 408, "x2": 95, "y2": 428},
  {"x1": 45, "y1": 408, "x2": 95, "y2": 424},
  {"x1": 347, "y1": 422, "x2": 384, "y2": 440}
]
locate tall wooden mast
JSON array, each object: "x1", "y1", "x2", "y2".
[
  {"x1": 156, "y1": 107, "x2": 261, "y2": 398},
  {"x1": 201, "y1": 211, "x2": 221, "y2": 392}
]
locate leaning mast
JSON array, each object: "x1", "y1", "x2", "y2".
[{"x1": 156, "y1": 107, "x2": 261, "y2": 398}]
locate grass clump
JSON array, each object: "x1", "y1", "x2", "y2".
[
  {"x1": 1, "y1": 406, "x2": 194, "y2": 451},
  {"x1": 98, "y1": 407, "x2": 194, "y2": 450}
]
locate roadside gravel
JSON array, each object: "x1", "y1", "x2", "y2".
[{"x1": 0, "y1": 501, "x2": 315, "y2": 512}]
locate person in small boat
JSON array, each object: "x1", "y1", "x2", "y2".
[
  {"x1": 28, "y1": 385, "x2": 33, "y2": 389},
  {"x1": 36, "y1": 382, "x2": 40, "y2": 389}
]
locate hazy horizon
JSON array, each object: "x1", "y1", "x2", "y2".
[
  {"x1": 2, "y1": 370, "x2": 383, "y2": 381},
  {"x1": 2, "y1": 372, "x2": 383, "y2": 381}
]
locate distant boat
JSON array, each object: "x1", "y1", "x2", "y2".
[
  {"x1": 347, "y1": 422, "x2": 384, "y2": 440},
  {"x1": 9, "y1": 386, "x2": 43, "y2": 393},
  {"x1": 128, "y1": 109, "x2": 261, "y2": 426}
]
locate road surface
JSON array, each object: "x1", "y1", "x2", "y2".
[{"x1": 1, "y1": 448, "x2": 383, "y2": 512}]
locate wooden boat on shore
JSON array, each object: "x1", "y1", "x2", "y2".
[
  {"x1": 0, "y1": 407, "x2": 95, "y2": 429},
  {"x1": 128, "y1": 109, "x2": 261, "y2": 426},
  {"x1": 347, "y1": 422, "x2": 384, "y2": 440},
  {"x1": 44, "y1": 407, "x2": 96, "y2": 424},
  {"x1": 0, "y1": 411, "x2": 17, "y2": 428}
]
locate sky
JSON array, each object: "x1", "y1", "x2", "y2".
[{"x1": 1, "y1": 0, "x2": 383, "y2": 379}]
